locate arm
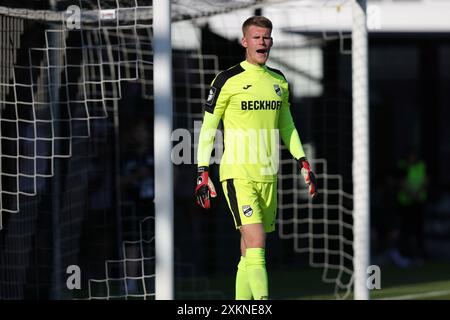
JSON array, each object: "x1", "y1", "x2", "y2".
[
  {"x1": 278, "y1": 84, "x2": 317, "y2": 198},
  {"x1": 278, "y1": 83, "x2": 306, "y2": 161},
  {"x1": 278, "y1": 103, "x2": 306, "y2": 161},
  {"x1": 195, "y1": 111, "x2": 220, "y2": 209},
  {"x1": 197, "y1": 111, "x2": 222, "y2": 167},
  {"x1": 195, "y1": 75, "x2": 229, "y2": 208}
]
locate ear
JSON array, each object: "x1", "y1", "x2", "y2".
[{"x1": 241, "y1": 36, "x2": 247, "y2": 48}]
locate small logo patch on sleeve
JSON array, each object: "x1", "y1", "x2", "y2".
[
  {"x1": 206, "y1": 87, "x2": 217, "y2": 106},
  {"x1": 274, "y1": 84, "x2": 282, "y2": 96},
  {"x1": 242, "y1": 205, "x2": 253, "y2": 217}
]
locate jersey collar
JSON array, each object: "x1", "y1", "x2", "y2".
[{"x1": 241, "y1": 60, "x2": 267, "y2": 72}]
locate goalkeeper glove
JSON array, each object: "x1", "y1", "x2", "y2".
[
  {"x1": 195, "y1": 166, "x2": 217, "y2": 209},
  {"x1": 298, "y1": 157, "x2": 318, "y2": 198}
]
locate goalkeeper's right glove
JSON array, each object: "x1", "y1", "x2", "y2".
[
  {"x1": 195, "y1": 166, "x2": 217, "y2": 209},
  {"x1": 298, "y1": 157, "x2": 318, "y2": 198}
]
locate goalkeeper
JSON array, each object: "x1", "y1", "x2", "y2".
[{"x1": 195, "y1": 16, "x2": 317, "y2": 300}]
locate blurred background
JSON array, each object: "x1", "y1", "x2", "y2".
[{"x1": 0, "y1": 0, "x2": 449, "y2": 299}]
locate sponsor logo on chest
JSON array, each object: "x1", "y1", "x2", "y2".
[
  {"x1": 239, "y1": 83, "x2": 283, "y2": 110},
  {"x1": 241, "y1": 100, "x2": 282, "y2": 110}
]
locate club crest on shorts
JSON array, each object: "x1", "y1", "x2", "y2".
[
  {"x1": 206, "y1": 87, "x2": 216, "y2": 106},
  {"x1": 242, "y1": 205, "x2": 253, "y2": 217},
  {"x1": 273, "y1": 84, "x2": 282, "y2": 96}
]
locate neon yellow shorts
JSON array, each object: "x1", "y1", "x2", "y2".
[{"x1": 222, "y1": 179, "x2": 277, "y2": 233}]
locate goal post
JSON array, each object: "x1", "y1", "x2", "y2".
[
  {"x1": 352, "y1": 0, "x2": 370, "y2": 300},
  {"x1": 153, "y1": 0, "x2": 174, "y2": 301}
]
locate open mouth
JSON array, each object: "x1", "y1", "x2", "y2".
[{"x1": 256, "y1": 48, "x2": 268, "y2": 54}]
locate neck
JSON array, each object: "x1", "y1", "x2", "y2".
[
  {"x1": 245, "y1": 57, "x2": 265, "y2": 67},
  {"x1": 245, "y1": 59, "x2": 265, "y2": 68}
]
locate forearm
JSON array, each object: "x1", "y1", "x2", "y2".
[
  {"x1": 279, "y1": 125, "x2": 306, "y2": 160},
  {"x1": 197, "y1": 111, "x2": 221, "y2": 167}
]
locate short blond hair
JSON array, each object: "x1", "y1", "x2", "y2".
[{"x1": 242, "y1": 16, "x2": 273, "y2": 35}]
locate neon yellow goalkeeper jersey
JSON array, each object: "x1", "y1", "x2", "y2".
[{"x1": 197, "y1": 60, "x2": 305, "y2": 182}]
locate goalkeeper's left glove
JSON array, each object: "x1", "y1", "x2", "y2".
[
  {"x1": 298, "y1": 157, "x2": 318, "y2": 198},
  {"x1": 195, "y1": 166, "x2": 217, "y2": 209}
]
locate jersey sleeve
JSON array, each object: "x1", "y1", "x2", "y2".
[
  {"x1": 278, "y1": 82, "x2": 306, "y2": 160},
  {"x1": 197, "y1": 73, "x2": 231, "y2": 167}
]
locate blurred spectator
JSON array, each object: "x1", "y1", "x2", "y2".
[{"x1": 391, "y1": 150, "x2": 428, "y2": 267}]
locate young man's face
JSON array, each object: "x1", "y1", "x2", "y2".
[{"x1": 241, "y1": 25, "x2": 273, "y2": 66}]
